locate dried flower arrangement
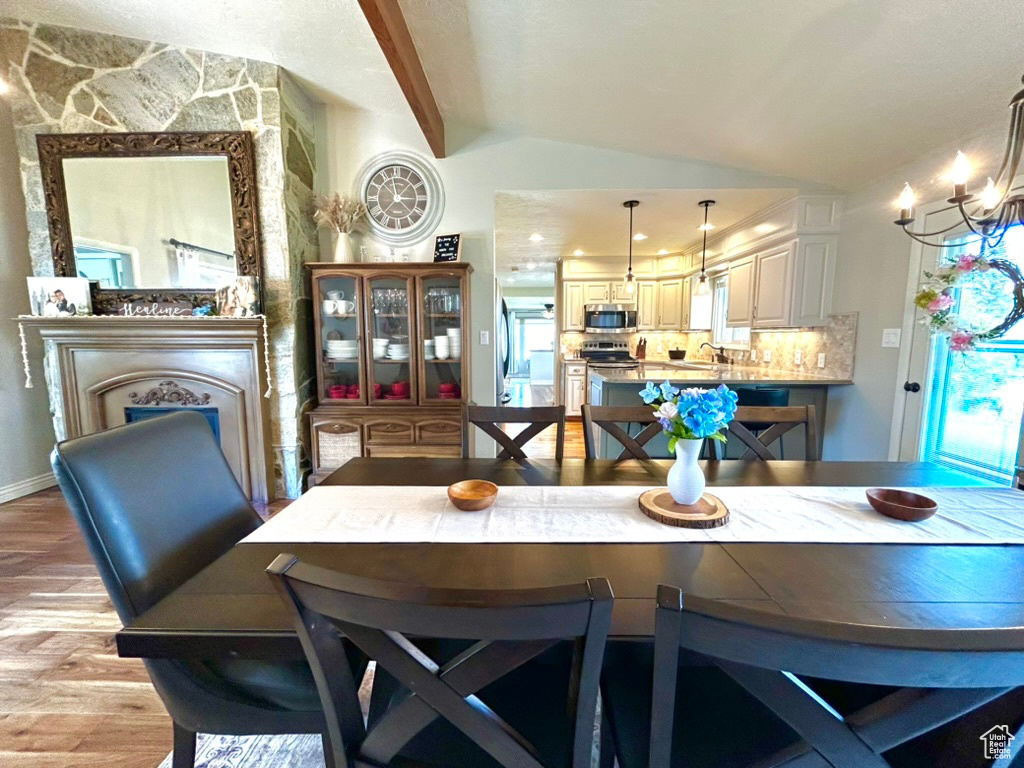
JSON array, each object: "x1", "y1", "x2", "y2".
[{"x1": 312, "y1": 194, "x2": 366, "y2": 234}]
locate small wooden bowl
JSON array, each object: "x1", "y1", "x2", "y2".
[
  {"x1": 447, "y1": 480, "x2": 498, "y2": 511},
  {"x1": 866, "y1": 488, "x2": 938, "y2": 522}
]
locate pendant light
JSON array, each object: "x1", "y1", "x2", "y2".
[
  {"x1": 694, "y1": 200, "x2": 715, "y2": 297},
  {"x1": 623, "y1": 200, "x2": 639, "y2": 296}
]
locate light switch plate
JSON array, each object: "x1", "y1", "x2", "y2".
[
  {"x1": 763, "y1": 349, "x2": 772, "y2": 362},
  {"x1": 479, "y1": 330, "x2": 490, "y2": 345},
  {"x1": 749, "y1": 349, "x2": 757, "y2": 362},
  {"x1": 882, "y1": 328, "x2": 901, "y2": 348},
  {"x1": 794, "y1": 350, "x2": 804, "y2": 365},
  {"x1": 817, "y1": 353, "x2": 827, "y2": 368}
]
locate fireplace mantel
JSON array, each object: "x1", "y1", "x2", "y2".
[{"x1": 20, "y1": 316, "x2": 273, "y2": 502}]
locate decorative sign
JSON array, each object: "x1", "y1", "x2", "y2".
[
  {"x1": 118, "y1": 301, "x2": 194, "y2": 317},
  {"x1": 433, "y1": 233, "x2": 462, "y2": 263}
]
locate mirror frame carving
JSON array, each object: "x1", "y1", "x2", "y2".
[{"x1": 36, "y1": 131, "x2": 263, "y2": 314}]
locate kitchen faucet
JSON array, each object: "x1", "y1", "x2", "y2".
[{"x1": 700, "y1": 342, "x2": 730, "y2": 364}]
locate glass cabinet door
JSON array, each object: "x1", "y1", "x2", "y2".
[
  {"x1": 314, "y1": 273, "x2": 365, "y2": 404},
  {"x1": 418, "y1": 272, "x2": 467, "y2": 403},
  {"x1": 366, "y1": 274, "x2": 416, "y2": 404}
]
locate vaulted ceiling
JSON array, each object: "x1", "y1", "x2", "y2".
[{"x1": 7, "y1": 0, "x2": 1024, "y2": 189}]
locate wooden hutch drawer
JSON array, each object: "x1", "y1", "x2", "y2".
[
  {"x1": 365, "y1": 419, "x2": 415, "y2": 443},
  {"x1": 415, "y1": 418, "x2": 462, "y2": 445},
  {"x1": 310, "y1": 417, "x2": 362, "y2": 473}
]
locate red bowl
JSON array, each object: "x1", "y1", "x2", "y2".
[
  {"x1": 346, "y1": 393, "x2": 360, "y2": 399},
  {"x1": 438, "y1": 392, "x2": 459, "y2": 399},
  {"x1": 384, "y1": 393, "x2": 406, "y2": 400},
  {"x1": 438, "y1": 383, "x2": 457, "y2": 393}
]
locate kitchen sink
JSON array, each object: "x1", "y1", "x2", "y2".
[{"x1": 673, "y1": 361, "x2": 723, "y2": 372}]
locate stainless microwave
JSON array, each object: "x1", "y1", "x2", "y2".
[{"x1": 584, "y1": 303, "x2": 637, "y2": 334}]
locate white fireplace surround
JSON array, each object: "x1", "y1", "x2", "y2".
[{"x1": 21, "y1": 316, "x2": 273, "y2": 502}]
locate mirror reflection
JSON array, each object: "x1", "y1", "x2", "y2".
[{"x1": 62, "y1": 156, "x2": 237, "y2": 290}]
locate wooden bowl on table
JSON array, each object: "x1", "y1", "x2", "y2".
[
  {"x1": 448, "y1": 480, "x2": 498, "y2": 511},
  {"x1": 866, "y1": 488, "x2": 938, "y2": 522}
]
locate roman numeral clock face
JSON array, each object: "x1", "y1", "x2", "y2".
[
  {"x1": 358, "y1": 152, "x2": 445, "y2": 247},
  {"x1": 366, "y1": 165, "x2": 427, "y2": 231}
]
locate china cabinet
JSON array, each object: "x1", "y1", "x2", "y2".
[{"x1": 306, "y1": 262, "x2": 472, "y2": 485}]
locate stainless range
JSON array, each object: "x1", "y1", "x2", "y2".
[{"x1": 579, "y1": 341, "x2": 639, "y2": 370}]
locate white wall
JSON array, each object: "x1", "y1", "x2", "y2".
[
  {"x1": 322, "y1": 109, "x2": 833, "y2": 418},
  {"x1": 826, "y1": 121, "x2": 1008, "y2": 460},
  {"x1": 0, "y1": 97, "x2": 56, "y2": 500}
]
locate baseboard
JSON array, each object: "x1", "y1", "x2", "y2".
[{"x1": 0, "y1": 472, "x2": 57, "y2": 504}]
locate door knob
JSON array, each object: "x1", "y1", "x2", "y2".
[{"x1": 903, "y1": 381, "x2": 921, "y2": 393}]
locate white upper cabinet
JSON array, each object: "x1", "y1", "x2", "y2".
[
  {"x1": 726, "y1": 258, "x2": 754, "y2": 327},
  {"x1": 680, "y1": 276, "x2": 692, "y2": 330},
  {"x1": 657, "y1": 278, "x2": 683, "y2": 330},
  {"x1": 636, "y1": 281, "x2": 657, "y2": 331},
  {"x1": 790, "y1": 235, "x2": 836, "y2": 327},
  {"x1": 584, "y1": 282, "x2": 611, "y2": 304},
  {"x1": 610, "y1": 280, "x2": 637, "y2": 303},
  {"x1": 752, "y1": 243, "x2": 795, "y2": 328},
  {"x1": 563, "y1": 282, "x2": 585, "y2": 331}
]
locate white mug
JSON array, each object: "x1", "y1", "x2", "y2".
[
  {"x1": 322, "y1": 299, "x2": 338, "y2": 314},
  {"x1": 326, "y1": 290, "x2": 345, "y2": 301},
  {"x1": 338, "y1": 300, "x2": 356, "y2": 313}
]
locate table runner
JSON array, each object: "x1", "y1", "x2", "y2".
[{"x1": 242, "y1": 484, "x2": 1024, "y2": 544}]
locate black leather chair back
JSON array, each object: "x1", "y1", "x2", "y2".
[{"x1": 51, "y1": 411, "x2": 261, "y2": 623}]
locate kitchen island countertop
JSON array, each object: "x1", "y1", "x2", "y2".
[{"x1": 590, "y1": 362, "x2": 852, "y2": 387}]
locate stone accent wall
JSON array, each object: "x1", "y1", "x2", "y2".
[{"x1": 1, "y1": 18, "x2": 317, "y2": 497}]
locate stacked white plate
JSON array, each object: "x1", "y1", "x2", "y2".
[
  {"x1": 326, "y1": 339, "x2": 358, "y2": 361},
  {"x1": 372, "y1": 338, "x2": 390, "y2": 360},
  {"x1": 387, "y1": 343, "x2": 410, "y2": 360},
  {"x1": 433, "y1": 334, "x2": 450, "y2": 360},
  {"x1": 447, "y1": 328, "x2": 462, "y2": 360}
]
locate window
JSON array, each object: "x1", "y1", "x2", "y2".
[{"x1": 710, "y1": 274, "x2": 750, "y2": 348}]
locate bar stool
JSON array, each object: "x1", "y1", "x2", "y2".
[{"x1": 736, "y1": 388, "x2": 790, "y2": 457}]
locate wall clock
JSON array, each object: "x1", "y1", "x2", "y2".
[{"x1": 356, "y1": 150, "x2": 445, "y2": 247}]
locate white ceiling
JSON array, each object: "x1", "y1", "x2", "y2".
[
  {"x1": 494, "y1": 188, "x2": 795, "y2": 287},
  {"x1": 400, "y1": 0, "x2": 1024, "y2": 188},
  {"x1": 8, "y1": 0, "x2": 1023, "y2": 190}
]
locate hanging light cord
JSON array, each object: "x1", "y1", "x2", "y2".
[
  {"x1": 628, "y1": 204, "x2": 634, "y2": 275},
  {"x1": 700, "y1": 203, "x2": 709, "y2": 273}
]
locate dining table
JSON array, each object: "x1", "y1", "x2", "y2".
[{"x1": 115, "y1": 458, "x2": 1024, "y2": 663}]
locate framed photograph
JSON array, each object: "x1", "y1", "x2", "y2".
[
  {"x1": 433, "y1": 233, "x2": 461, "y2": 263},
  {"x1": 26, "y1": 276, "x2": 92, "y2": 317},
  {"x1": 215, "y1": 276, "x2": 261, "y2": 317}
]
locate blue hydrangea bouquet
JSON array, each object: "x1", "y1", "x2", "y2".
[{"x1": 639, "y1": 381, "x2": 739, "y2": 452}]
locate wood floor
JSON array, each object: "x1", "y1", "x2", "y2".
[
  {"x1": 502, "y1": 418, "x2": 585, "y2": 459},
  {"x1": 0, "y1": 487, "x2": 289, "y2": 767}
]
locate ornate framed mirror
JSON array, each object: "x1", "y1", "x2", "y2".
[{"x1": 36, "y1": 131, "x2": 263, "y2": 314}]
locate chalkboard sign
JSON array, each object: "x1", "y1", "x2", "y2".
[{"x1": 433, "y1": 233, "x2": 462, "y2": 262}]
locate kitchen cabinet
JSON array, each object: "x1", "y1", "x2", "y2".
[
  {"x1": 564, "y1": 360, "x2": 587, "y2": 416},
  {"x1": 584, "y1": 282, "x2": 612, "y2": 304},
  {"x1": 726, "y1": 257, "x2": 755, "y2": 327},
  {"x1": 657, "y1": 278, "x2": 683, "y2": 330},
  {"x1": 610, "y1": 281, "x2": 637, "y2": 303},
  {"x1": 681, "y1": 276, "x2": 692, "y2": 330},
  {"x1": 752, "y1": 243, "x2": 794, "y2": 328},
  {"x1": 636, "y1": 281, "x2": 657, "y2": 330},
  {"x1": 563, "y1": 282, "x2": 585, "y2": 331}
]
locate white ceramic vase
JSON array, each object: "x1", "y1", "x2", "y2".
[
  {"x1": 666, "y1": 438, "x2": 705, "y2": 505},
  {"x1": 332, "y1": 231, "x2": 355, "y2": 263}
]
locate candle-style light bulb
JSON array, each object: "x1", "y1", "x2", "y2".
[
  {"x1": 695, "y1": 272, "x2": 711, "y2": 297},
  {"x1": 898, "y1": 183, "x2": 915, "y2": 211},
  {"x1": 950, "y1": 151, "x2": 971, "y2": 197},
  {"x1": 624, "y1": 271, "x2": 635, "y2": 295},
  {"x1": 981, "y1": 177, "x2": 1001, "y2": 211}
]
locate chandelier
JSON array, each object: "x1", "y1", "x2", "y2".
[
  {"x1": 622, "y1": 200, "x2": 639, "y2": 296},
  {"x1": 895, "y1": 72, "x2": 1024, "y2": 249}
]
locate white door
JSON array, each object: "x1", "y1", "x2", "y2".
[
  {"x1": 636, "y1": 281, "x2": 657, "y2": 330},
  {"x1": 896, "y1": 213, "x2": 1024, "y2": 486},
  {"x1": 726, "y1": 258, "x2": 754, "y2": 326},
  {"x1": 584, "y1": 282, "x2": 611, "y2": 304},
  {"x1": 563, "y1": 282, "x2": 585, "y2": 331},
  {"x1": 657, "y1": 279, "x2": 682, "y2": 329},
  {"x1": 752, "y1": 244, "x2": 794, "y2": 328}
]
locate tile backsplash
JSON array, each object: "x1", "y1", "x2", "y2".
[{"x1": 561, "y1": 313, "x2": 857, "y2": 381}]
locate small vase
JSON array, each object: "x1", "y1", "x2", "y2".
[
  {"x1": 666, "y1": 438, "x2": 705, "y2": 505},
  {"x1": 332, "y1": 232, "x2": 355, "y2": 263}
]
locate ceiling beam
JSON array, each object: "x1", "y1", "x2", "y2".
[{"x1": 357, "y1": 0, "x2": 446, "y2": 158}]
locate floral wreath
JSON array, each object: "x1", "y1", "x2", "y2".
[{"x1": 914, "y1": 253, "x2": 1024, "y2": 352}]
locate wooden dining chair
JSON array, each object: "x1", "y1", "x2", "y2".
[
  {"x1": 268, "y1": 554, "x2": 613, "y2": 768},
  {"x1": 602, "y1": 585, "x2": 1024, "y2": 768},
  {"x1": 463, "y1": 404, "x2": 566, "y2": 460},
  {"x1": 711, "y1": 404, "x2": 819, "y2": 460},
  {"x1": 582, "y1": 405, "x2": 664, "y2": 460}
]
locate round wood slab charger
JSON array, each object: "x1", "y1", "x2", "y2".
[{"x1": 638, "y1": 488, "x2": 729, "y2": 529}]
